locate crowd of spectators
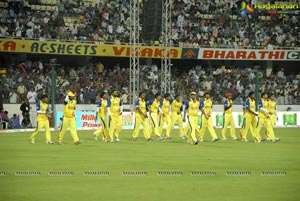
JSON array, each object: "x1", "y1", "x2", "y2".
[
  {"x1": 0, "y1": 0, "x2": 299, "y2": 49},
  {"x1": 0, "y1": 59, "x2": 299, "y2": 106}
]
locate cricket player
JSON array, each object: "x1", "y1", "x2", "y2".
[
  {"x1": 147, "y1": 93, "x2": 163, "y2": 140},
  {"x1": 30, "y1": 95, "x2": 53, "y2": 144},
  {"x1": 221, "y1": 93, "x2": 238, "y2": 140},
  {"x1": 240, "y1": 91, "x2": 257, "y2": 142},
  {"x1": 183, "y1": 91, "x2": 200, "y2": 144},
  {"x1": 132, "y1": 91, "x2": 151, "y2": 141},
  {"x1": 254, "y1": 93, "x2": 280, "y2": 143},
  {"x1": 159, "y1": 93, "x2": 172, "y2": 139},
  {"x1": 265, "y1": 93, "x2": 280, "y2": 141},
  {"x1": 107, "y1": 90, "x2": 123, "y2": 142},
  {"x1": 58, "y1": 91, "x2": 81, "y2": 145},
  {"x1": 93, "y1": 92, "x2": 109, "y2": 142},
  {"x1": 199, "y1": 93, "x2": 219, "y2": 142},
  {"x1": 171, "y1": 94, "x2": 185, "y2": 139}
]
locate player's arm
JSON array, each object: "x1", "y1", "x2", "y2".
[
  {"x1": 158, "y1": 99, "x2": 163, "y2": 115},
  {"x1": 200, "y1": 100, "x2": 209, "y2": 119},
  {"x1": 245, "y1": 100, "x2": 257, "y2": 116},
  {"x1": 136, "y1": 100, "x2": 147, "y2": 118},
  {"x1": 36, "y1": 102, "x2": 45, "y2": 114},
  {"x1": 95, "y1": 100, "x2": 101, "y2": 122},
  {"x1": 119, "y1": 100, "x2": 123, "y2": 115},
  {"x1": 183, "y1": 101, "x2": 189, "y2": 122},
  {"x1": 224, "y1": 100, "x2": 232, "y2": 111},
  {"x1": 258, "y1": 100, "x2": 269, "y2": 117},
  {"x1": 107, "y1": 98, "x2": 111, "y2": 119}
]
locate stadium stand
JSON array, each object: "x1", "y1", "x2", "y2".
[{"x1": 0, "y1": 0, "x2": 299, "y2": 104}]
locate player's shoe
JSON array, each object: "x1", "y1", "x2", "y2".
[
  {"x1": 272, "y1": 138, "x2": 280, "y2": 143},
  {"x1": 93, "y1": 133, "x2": 98, "y2": 141},
  {"x1": 164, "y1": 137, "x2": 171, "y2": 140},
  {"x1": 221, "y1": 138, "x2": 228, "y2": 141},
  {"x1": 212, "y1": 138, "x2": 219, "y2": 142},
  {"x1": 179, "y1": 135, "x2": 187, "y2": 140},
  {"x1": 74, "y1": 141, "x2": 82, "y2": 145},
  {"x1": 254, "y1": 139, "x2": 261, "y2": 143},
  {"x1": 194, "y1": 140, "x2": 199, "y2": 145},
  {"x1": 157, "y1": 137, "x2": 164, "y2": 141},
  {"x1": 58, "y1": 141, "x2": 63, "y2": 145},
  {"x1": 47, "y1": 141, "x2": 54, "y2": 144},
  {"x1": 30, "y1": 139, "x2": 35, "y2": 144},
  {"x1": 241, "y1": 138, "x2": 248, "y2": 142},
  {"x1": 146, "y1": 138, "x2": 153, "y2": 142},
  {"x1": 232, "y1": 137, "x2": 238, "y2": 140},
  {"x1": 115, "y1": 138, "x2": 120, "y2": 142},
  {"x1": 132, "y1": 137, "x2": 137, "y2": 141},
  {"x1": 199, "y1": 138, "x2": 204, "y2": 142}
]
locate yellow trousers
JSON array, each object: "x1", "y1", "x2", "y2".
[
  {"x1": 187, "y1": 115, "x2": 199, "y2": 142},
  {"x1": 108, "y1": 115, "x2": 122, "y2": 141},
  {"x1": 94, "y1": 115, "x2": 109, "y2": 140},
  {"x1": 149, "y1": 112, "x2": 161, "y2": 137},
  {"x1": 240, "y1": 116, "x2": 256, "y2": 140},
  {"x1": 58, "y1": 117, "x2": 79, "y2": 143},
  {"x1": 265, "y1": 115, "x2": 276, "y2": 138},
  {"x1": 132, "y1": 117, "x2": 150, "y2": 139},
  {"x1": 159, "y1": 114, "x2": 172, "y2": 137},
  {"x1": 199, "y1": 115, "x2": 217, "y2": 140},
  {"x1": 30, "y1": 120, "x2": 51, "y2": 143},
  {"x1": 171, "y1": 113, "x2": 184, "y2": 136},
  {"x1": 254, "y1": 117, "x2": 275, "y2": 141},
  {"x1": 221, "y1": 113, "x2": 236, "y2": 139}
]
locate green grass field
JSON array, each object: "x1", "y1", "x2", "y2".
[{"x1": 0, "y1": 128, "x2": 299, "y2": 201}]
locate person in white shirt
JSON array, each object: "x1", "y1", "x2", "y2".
[{"x1": 27, "y1": 89, "x2": 37, "y2": 103}]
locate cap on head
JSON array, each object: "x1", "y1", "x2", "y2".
[
  {"x1": 190, "y1": 91, "x2": 196, "y2": 95},
  {"x1": 225, "y1": 93, "x2": 232, "y2": 97},
  {"x1": 68, "y1": 91, "x2": 75, "y2": 97}
]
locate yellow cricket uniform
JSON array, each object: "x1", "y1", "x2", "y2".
[
  {"x1": 148, "y1": 98, "x2": 161, "y2": 137},
  {"x1": 58, "y1": 98, "x2": 80, "y2": 143},
  {"x1": 132, "y1": 98, "x2": 150, "y2": 139},
  {"x1": 185, "y1": 99, "x2": 200, "y2": 143},
  {"x1": 108, "y1": 96, "x2": 122, "y2": 141},
  {"x1": 94, "y1": 98, "x2": 108, "y2": 140},
  {"x1": 171, "y1": 99, "x2": 184, "y2": 137},
  {"x1": 30, "y1": 100, "x2": 52, "y2": 143},
  {"x1": 268, "y1": 99, "x2": 276, "y2": 128},
  {"x1": 254, "y1": 98, "x2": 275, "y2": 141},
  {"x1": 199, "y1": 98, "x2": 218, "y2": 140},
  {"x1": 241, "y1": 98, "x2": 257, "y2": 140},
  {"x1": 221, "y1": 98, "x2": 236, "y2": 139},
  {"x1": 159, "y1": 98, "x2": 172, "y2": 137}
]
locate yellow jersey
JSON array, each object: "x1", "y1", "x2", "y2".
[
  {"x1": 147, "y1": 99, "x2": 160, "y2": 113},
  {"x1": 185, "y1": 99, "x2": 200, "y2": 117},
  {"x1": 108, "y1": 96, "x2": 122, "y2": 117},
  {"x1": 200, "y1": 98, "x2": 213, "y2": 115},
  {"x1": 135, "y1": 98, "x2": 147, "y2": 118},
  {"x1": 268, "y1": 99, "x2": 276, "y2": 115},
  {"x1": 160, "y1": 98, "x2": 171, "y2": 116},
  {"x1": 36, "y1": 100, "x2": 49, "y2": 121},
  {"x1": 97, "y1": 98, "x2": 108, "y2": 117},
  {"x1": 224, "y1": 99, "x2": 233, "y2": 114},
  {"x1": 258, "y1": 98, "x2": 269, "y2": 119},
  {"x1": 63, "y1": 99, "x2": 76, "y2": 118},
  {"x1": 171, "y1": 99, "x2": 183, "y2": 114},
  {"x1": 244, "y1": 98, "x2": 256, "y2": 118}
]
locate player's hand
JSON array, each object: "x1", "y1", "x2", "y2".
[{"x1": 144, "y1": 113, "x2": 148, "y2": 118}]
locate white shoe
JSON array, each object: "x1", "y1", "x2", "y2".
[
  {"x1": 255, "y1": 139, "x2": 261, "y2": 143},
  {"x1": 115, "y1": 138, "x2": 120, "y2": 142},
  {"x1": 47, "y1": 141, "x2": 54, "y2": 144},
  {"x1": 158, "y1": 137, "x2": 164, "y2": 141},
  {"x1": 199, "y1": 138, "x2": 204, "y2": 142},
  {"x1": 93, "y1": 133, "x2": 98, "y2": 141},
  {"x1": 179, "y1": 135, "x2": 187, "y2": 140},
  {"x1": 272, "y1": 138, "x2": 280, "y2": 143},
  {"x1": 232, "y1": 137, "x2": 238, "y2": 140},
  {"x1": 221, "y1": 138, "x2": 228, "y2": 141},
  {"x1": 30, "y1": 139, "x2": 35, "y2": 144},
  {"x1": 241, "y1": 138, "x2": 248, "y2": 142},
  {"x1": 265, "y1": 137, "x2": 271, "y2": 141}
]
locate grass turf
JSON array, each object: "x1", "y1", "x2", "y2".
[{"x1": 0, "y1": 128, "x2": 299, "y2": 201}]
